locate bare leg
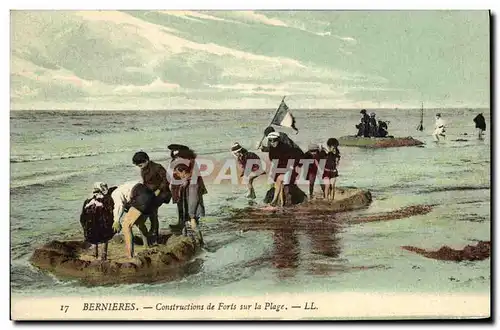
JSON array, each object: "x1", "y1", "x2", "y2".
[
  {"x1": 278, "y1": 184, "x2": 285, "y2": 207},
  {"x1": 329, "y1": 177, "x2": 337, "y2": 201},
  {"x1": 136, "y1": 219, "x2": 150, "y2": 249},
  {"x1": 148, "y1": 209, "x2": 159, "y2": 245},
  {"x1": 433, "y1": 129, "x2": 440, "y2": 142},
  {"x1": 324, "y1": 178, "x2": 331, "y2": 200},
  {"x1": 122, "y1": 207, "x2": 143, "y2": 259},
  {"x1": 308, "y1": 179, "x2": 314, "y2": 199},
  {"x1": 270, "y1": 175, "x2": 284, "y2": 206},
  {"x1": 247, "y1": 175, "x2": 257, "y2": 199},
  {"x1": 190, "y1": 218, "x2": 198, "y2": 231},
  {"x1": 102, "y1": 242, "x2": 108, "y2": 261}
]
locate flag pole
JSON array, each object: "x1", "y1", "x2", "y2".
[
  {"x1": 416, "y1": 101, "x2": 424, "y2": 131},
  {"x1": 256, "y1": 96, "x2": 286, "y2": 150}
]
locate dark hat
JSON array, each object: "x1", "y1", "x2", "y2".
[
  {"x1": 360, "y1": 109, "x2": 367, "y2": 114},
  {"x1": 436, "y1": 113, "x2": 441, "y2": 117},
  {"x1": 327, "y1": 138, "x2": 339, "y2": 147},
  {"x1": 231, "y1": 142, "x2": 243, "y2": 152},
  {"x1": 264, "y1": 126, "x2": 275, "y2": 137},
  {"x1": 132, "y1": 151, "x2": 149, "y2": 165},
  {"x1": 168, "y1": 144, "x2": 190, "y2": 151}
]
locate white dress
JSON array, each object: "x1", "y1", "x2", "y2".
[
  {"x1": 110, "y1": 181, "x2": 140, "y2": 224},
  {"x1": 433, "y1": 118, "x2": 446, "y2": 136}
]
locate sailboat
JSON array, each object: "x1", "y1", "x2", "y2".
[{"x1": 416, "y1": 102, "x2": 424, "y2": 131}]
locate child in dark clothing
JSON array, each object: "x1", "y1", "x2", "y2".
[
  {"x1": 167, "y1": 144, "x2": 207, "y2": 237},
  {"x1": 304, "y1": 143, "x2": 322, "y2": 199},
  {"x1": 320, "y1": 138, "x2": 341, "y2": 201}
]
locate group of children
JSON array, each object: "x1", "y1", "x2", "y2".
[
  {"x1": 356, "y1": 109, "x2": 389, "y2": 138},
  {"x1": 79, "y1": 128, "x2": 342, "y2": 261},
  {"x1": 230, "y1": 128, "x2": 341, "y2": 205},
  {"x1": 303, "y1": 138, "x2": 341, "y2": 201},
  {"x1": 80, "y1": 145, "x2": 206, "y2": 261}
]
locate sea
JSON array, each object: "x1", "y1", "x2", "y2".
[{"x1": 10, "y1": 108, "x2": 491, "y2": 298}]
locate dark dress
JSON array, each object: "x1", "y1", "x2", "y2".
[
  {"x1": 237, "y1": 151, "x2": 262, "y2": 176},
  {"x1": 170, "y1": 154, "x2": 208, "y2": 226},
  {"x1": 368, "y1": 117, "x2": 378, "y2": 137},
  {"x1": 264, "y1": 141, "x2": 307, "y2": 206},
  {"x1": 128, "y1": 183, "x2": 157, "y2": 216},
  {"x1": 79, "y1": 193, "x2": 115, "y2": 244},
  {"x1": 377, "y1": 121, "x2": 389, "y2": 137},
  {"x1": 304, "y1": 150, "x2": 321, "y2": 182},
  {"x1": 319, "y1": 148, "x2": 340, "y2": 179},
  {"x1": 473, "y1": 114, "x2": 486, "y2": 131},
  {"x1": 268, "y1": 141, "x2": 305, "y2": 183},
  {"x1": 356, "y1": 114, "x2": 371, "y2": 137}
]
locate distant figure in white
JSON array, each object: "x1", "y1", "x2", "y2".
[{"x1": 433, "y1": 113, "x2": 446, "y2": 142}]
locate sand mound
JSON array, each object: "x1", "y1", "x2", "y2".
[
  {"x1": 402, "y1": 241, "x2": 490, "y2": 262},
  {"x1": 30, "y1": 230, "x2": 203, "y2": 285}
]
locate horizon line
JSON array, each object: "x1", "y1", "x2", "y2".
[{"x1": 10, "y1": 106, "x2": 490, "y2": 112}]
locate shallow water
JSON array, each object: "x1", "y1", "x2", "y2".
[{"x1": 10, "y1": 108, "x2": 490, "y2": 297}]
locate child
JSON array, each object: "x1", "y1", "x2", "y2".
[
  {"x1": 79, "y1": 182, "x2": 116, "y2": 260},
  {"x1": 231, "y1": 142, "x2": 264, "y2": 199},
  {"x1": 168, "y1": 144, "x2": 207, "y2": 239},
  {"x1": 320, "y1": 138, "x2": 341, "y2": 201},
  {"x1": 433, "y1": 113, "x2": 446, "y2": 142},
  {"x1": 304, "y1": 143, "x2": 322, "y2": 199}
]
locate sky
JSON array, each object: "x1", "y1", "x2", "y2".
[{"x1": 10, "y1": 10, "x2": 490, "y2": 110}]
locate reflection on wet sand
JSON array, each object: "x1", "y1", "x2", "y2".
[
  {"x1": 221, "y1": 189, "x2": 380, "y2": 279},
  {"x1": 234, "y1": 213, "x2": 344, "y2": 279},
  {"x1": 305, "y1": 217, "x2": 342, "y2": 259},
  {"x1": 271, "y1": 223, "x2": 300, "y2": 279}
]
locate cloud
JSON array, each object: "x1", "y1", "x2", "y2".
[
  {"x1": 206, "y1": 81, "x2": 404, "y2": 99},
  {"x1": 77, "y1": 11, "x2": 305, "y2": 66},
  {"x1": 113, "y1": 77, "x2": 180, "y2": 95},
  {"x1": 13, "y1": 10, "x2": 483, "y2": 110}
]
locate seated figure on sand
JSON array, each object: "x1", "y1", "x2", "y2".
[
  {"x1": 264, "y1": 132, "x2": 307, "y2": 207},
  {"x1": 111, "y1": 181, "x2": 157, "y2": 260},
  {"x1": 168, "y1": 144, "x2": 207, "y2": 239},
  {"x1": 231, "y1": 142, "x2": 265, "y2": 199},
  {"x1": 377, "y1": 120, "x2": 389, "y2": 137},
  {"x1": 79, "y1": 182, "x2": 117, "y2": 260}
]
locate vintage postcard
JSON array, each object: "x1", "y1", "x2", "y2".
[{"x1": 10, "y1": 9, "x2": 490, "y2": 321}]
